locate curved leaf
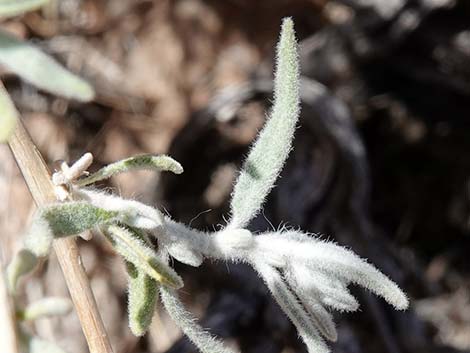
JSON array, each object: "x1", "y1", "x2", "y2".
[{"x1": 0, "y1": 30, "x2": 94, "y2": 101}]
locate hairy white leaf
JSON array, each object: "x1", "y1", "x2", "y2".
[
  {"x1": 287, "y1": 264, "x2": 359, "y2": 312},
  {"x1": 285, "y1": 266, "x2": 337, "y2": 341},
  {"x1": 254, "y1": 261, "x2": 330, "y2": 353},
  {"x1": 229, "y1": 17, "x2": 300, "y2": 229},
  {"x1": 76, "y1": 188, "x2": 164, "y2": 230},
  {"x1": 254, "y1": 232, "x2": 408, "y2": 310},
  {"x1": 166, "y1": 243, "x2": 204, "y2": 267},
  {"x1": 23, "y1": 215, "x2": 53, "y2": 257},
  {"x1": 160, "y1": 287, "x2": 236, "y2": 353}
]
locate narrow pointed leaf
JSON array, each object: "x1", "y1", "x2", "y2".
[
  {"x1": 299, "y1": 242, "x2": 409, "y2": 310},
  {"x1": 254, "y1": 261, "x2": 329, "y2": 353},
  {"x1": 126, "y1": 261, "x2": 158, "y2": 336},
  {"x1": 0, "y1": 81, "x2": 17, "y2": 142},
  {"x1": 160, "y1": 287, "x2": 236, "y2": 353},
  {"x1": 76, "y1": 155, "x2": 183, "y2": 186},
  {"x1": 104, "y1": 224, "x2": 183, "y2": 289},
  {"x1": 0, "y1": 0, "x2": 49, "y2": 18},
  {"x1": 285, "y1": 266, "x2": 337, "y2": 341},
  {"x1": 0, "y1": 30, "x2": 94, "y2": 101},
  {"x1": 229, "y1": 17, "x2": 300, "y2": 228}
]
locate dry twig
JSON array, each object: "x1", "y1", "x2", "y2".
[{"x1": 8, "y1": 118, "x2": 114, "y2": 353}]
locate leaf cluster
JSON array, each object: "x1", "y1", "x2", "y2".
[{"x1": 5, "y1": 18, "x2": 408, "y2": 353}]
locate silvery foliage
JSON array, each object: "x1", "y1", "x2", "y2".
[{"x1": 7, "y1": 18, "x2": 408, "y2": 353}]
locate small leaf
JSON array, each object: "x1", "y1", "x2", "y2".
[
  {"x1": 76, "y1": 155, "x2": 183, "y2": 186},
  {"x1": 24, "y1": 202, "x2": 118, "y2": 257},
  {"x1": 166, "y1": 243, "x2": 203, "y2": 267},
  {"x1": 41, "y1": 202, "x2": 118, "y2": 236},
  {"x1": 19, "y1": 297, "x2": 72, "y2": 321},
  {"x1": 6, "y1": 249, "x2": 37, "y2": 294},
  {"x1": 76, "y1": 188, "x2": 164, "y2": 230},
  {"x1": 0, "y1": 0, "x2": 49, "y2": 18},
  {"x1": 229, "y1": 18, "x2": 300, "y2": 229},
  {"x1": 0, "y1": 30, "x2": 94, "y2": 101},
  {"x1": 126, "y1": 261, "x2": 158, "y2": 336},
  {"x1": 0, "y1": 80, "x2": 17, "y2": 142},
  {"x1": 103, "y1": 224, "x2": 183, "y2": 289}
]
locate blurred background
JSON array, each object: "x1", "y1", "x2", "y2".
[{"x1": 1, "y1": 0, "x2": 470, "y2": 353}]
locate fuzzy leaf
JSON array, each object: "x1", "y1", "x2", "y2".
[
  {"x1": 254, "y1": 261, "x2": 329, "y2": 353},
  {"x1": 41, "y1": 202, "x2": 118, "y2": 236},
  {"x1": 23, "y1": 202, "x2": 118, "y2": 257},
  {"x1": 126, "y1": 261, "x2": 158, "y2": 336},
  {"x1": 104, "y1": 224, "x2": 183, "y2": 289},
  {"x1": 76, "y1": 188, "x2": 164, "y2": 230},
  {"x1": 0, "y1": 0, "x2": 49, "y2": 17},
  {"x1": 285, "y1": 265, "x2": 337, "y2": 341},
  {"x1": 0, "y1": 80, "x2": 17, "y2": 142},
  {"x1": 229, "y1": 17, "x2": 300, "y2": 228},
  {"x1": 23, "y1": 215, "x2": 54, "y2": 257},
  {"x1": 0, "y1": 30, "x2": 94, "y2": 101},
  {"x1": 160, "y1": 287, "x2": 236, "y2": 353},
  {"x1": 166, "y1": 243, "x2": 204, "y2": 267},
  {"x1": 76, "y1": 155, "x2": 183, "y2": 186},
  {"x1": 19, "y1": 297, "x2": 72, "y2": 321},
  {"x1": 6, "y1": 249, "x2": 37, "y2": 294}
]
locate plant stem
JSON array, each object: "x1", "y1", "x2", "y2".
[
  {"x1": 8, "y1": 119, "x2": 114, "y2": 353},
  {"x1": 0, "y1": 261, "x2": 19, "y2": 353}
]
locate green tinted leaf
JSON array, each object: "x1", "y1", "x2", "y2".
[
  {"x1": 41, "y1": 202, "x2": 118, "y2": 236},
  {"x1": 0, "y1": 81, "x2": 17, "y2": 142},
  {"x1": 229, "y1": 18, "x2": 300, "y2": 228},
  {"x1": 104, "y1": 224, "x2": 183, "y2": 289},
  {"x1": 126, "y1": 261, "x2": 158, "y2": 336},
  {"x1": 0, "y1": 30, "x2": 94, "y2": 101},
  {"x1": 77, "y1": 154, "x2": 183, "y2": 186}
]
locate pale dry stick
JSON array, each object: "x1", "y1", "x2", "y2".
[
  {"x1": 0, "y1": 260, "x2": 19, "y2": 353},
  {"x1": 8, "y1": 119, "x2": 114, "y2": 353}
]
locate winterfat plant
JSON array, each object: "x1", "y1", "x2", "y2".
[{"x1": 6, "y1": 18, "x2": 408, "y2": 353}]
